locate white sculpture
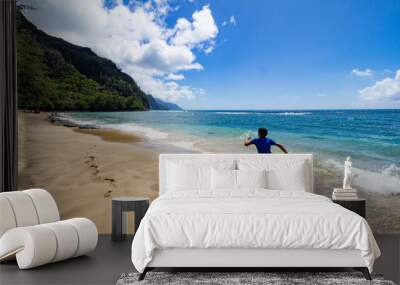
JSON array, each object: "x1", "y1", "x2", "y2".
[{"x1": 343, "y1": 156, "x2": 353, "y2": 190}]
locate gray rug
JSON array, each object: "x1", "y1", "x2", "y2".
[{"x1": 116, "y1": 272, "x2": 396, "y2": 285}]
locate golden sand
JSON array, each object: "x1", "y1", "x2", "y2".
[{"x1": 18, "y1": 112, "x2": 159, "y2": 233}]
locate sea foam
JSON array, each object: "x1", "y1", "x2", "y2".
[
  {"x1": 321, "y1": 159, "x2": 400, "y2": 194},
  {"x1": 59, "y1": 113, "x2": 99, "y2": 126},
  {"x1": 270, "y1": 112, "x2": 312, "y2": 116},
  {"x1": 104, "y1": 123, "x2": 206, "y2": 152},
  {"x1": 215, "y1": 111, "x2": 311, "y2": 116},
  {"x1": 104, "y1": 123, "x2": 169, "y2": 140},
  {"x1": 353, "y1": 166, "x2": 400, "y2": 195},
  {"x1": 216, "y1": 112, "x2": 263, "y2": 115}
]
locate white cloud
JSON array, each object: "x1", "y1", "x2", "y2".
[
  {"x1": 229, "y1": 15, "x2": 236, "y2": 25},
  {"x1": 222, "y1": 15, "x2": 236, "y2": 27},
  {"x1": 172, "y1": 5, "x2": 218, "y2": 52},
  {"x1": 351, "y1": 68, "x2": 374, "y2": 77},
  {"x1": 359, "y1": 70, "x2": 400, "y2": 102},
  {"x1": 316, "y1": 93, "x2": 328, "y2": 97},
  {"x1": 165, "y1": 73, "x2": 185, "y2": 80},
  {"x1": 20, "y1": 0, "x2": 218, "y2": 101}
]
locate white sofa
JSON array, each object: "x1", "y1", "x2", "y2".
[{"x1": 0, "y1": 189, "x2": 98, "y2": 269}]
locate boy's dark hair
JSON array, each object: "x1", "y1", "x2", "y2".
[{"x1": 258, "y1": 127, "x2": 268, "y2": 138}]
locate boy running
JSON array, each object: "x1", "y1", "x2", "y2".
[{"x1": 244, "y1": 127, "x2": 288, "y2": 154}]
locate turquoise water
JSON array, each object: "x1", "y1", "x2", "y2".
[{"x1": 68, "y1": 109, "x2": 400, "y2": 194}]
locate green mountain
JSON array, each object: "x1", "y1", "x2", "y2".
[
  {"x1": 16, "y1": 9, "x2": 182, "y2": 111},
  {"x1": 146, "y1": 95, "x2": 183, "y2": 111}
]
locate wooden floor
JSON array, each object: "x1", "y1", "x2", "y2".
[{"x1": 0, "y1": 235, "x2": 399, "y2": 285}]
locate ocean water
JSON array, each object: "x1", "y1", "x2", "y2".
[{"x1": 68, "y1": 109, "x2": 400, "y2": 194}]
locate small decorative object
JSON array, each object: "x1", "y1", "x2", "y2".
[
  {"x1": 343, "y1": 156, "x2": 353, "y2": 190},
  {"x1": 332, "y1": 157, "x2": 358, "y2": 200}
]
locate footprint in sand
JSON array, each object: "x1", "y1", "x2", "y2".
[
  {"x1": 84, "y1": 153, "x2": 100, "y2": 177},
  {"x1": 90, "y1": 165, "x2": 100, "y2": 175},
  {"x1": 104, "y1": 190, "x2": 112, "y2": 198},
  {"x1": 84, "y1": 155, "x2": 95, "y2": 165},
  {"x1": 104, "y1": 177, "x2": 116, "y2": 188},
  {"x1": 85, "y1": 149, "x2": 116, "y2": 187}
]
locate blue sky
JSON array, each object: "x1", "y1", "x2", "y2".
[
  {"x1": 174, "y1": 0, "x2": 400, "y2": 109},
  {"x1": 23, "y1": 0, "x2": 400, "y2": 109}
]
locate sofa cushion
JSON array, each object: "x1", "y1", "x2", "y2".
[
  {"x1": 65, "y1": 218, "x2": 98, "y2": 257},
  {"x1": 0, "y1": 192, "x2": 39, "y2": 227},
  {"x1": 42, "y1": 221, "x2": 79, "y2": 262},
  {"x1": 0, "y1": 196, "x2": 17, "y2": 237},
  {"x1": 24, "y1": 189, "x2": 60, "y2": 224},
  {"x1": 0, "y1": 226, "x2": 57, "y2": 269}
]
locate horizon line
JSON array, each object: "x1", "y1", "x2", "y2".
[{"x1": 181, "y1": 107, "x2": 400, "y2": 111}]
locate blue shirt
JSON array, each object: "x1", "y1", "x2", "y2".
[{"x1": 250, "y1": 137, "x2": 277, "y2": 153}]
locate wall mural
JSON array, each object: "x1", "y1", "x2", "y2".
[{"x1": 17, "y1": 0, "x2": 400, "y2": 234}]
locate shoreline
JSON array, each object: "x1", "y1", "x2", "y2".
[
  {"x1": 18, "y1": 112, "x2": 161, "y2": 234},
  {"x1": 18, "y1": 112, "x2": 400, "y2": 234}
]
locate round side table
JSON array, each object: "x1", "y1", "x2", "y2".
[{"x1": 112, "y1": 197, "x2": 150, "y2": 242}]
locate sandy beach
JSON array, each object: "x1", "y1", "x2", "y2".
[
  {"x1": 18, "y1": 112, "x2": 160, "y2": 234},
  {"x1": 18, "y1": 112, "x2": 399, "y2": 234}
]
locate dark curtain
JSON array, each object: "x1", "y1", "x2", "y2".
[{"x1": 0, "y1": 0, "x2": 18, "y2": 192}]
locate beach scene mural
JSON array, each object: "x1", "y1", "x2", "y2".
[{"x1": 17, "y1": 0, "x2": 400, "y2": 234}]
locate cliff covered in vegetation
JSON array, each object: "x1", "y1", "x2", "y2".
[{"x1": 17, "y1": 9, "x2": 181, "y2": 111}]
